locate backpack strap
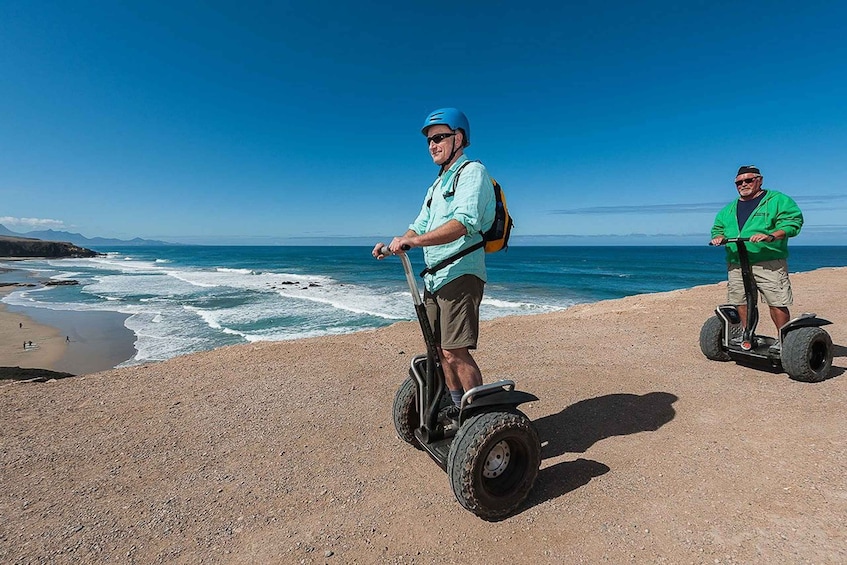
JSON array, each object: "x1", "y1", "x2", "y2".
[
  {"x1": 427, "y1": 160, "x2": 476, "y2": 208},
  {"x1": 419, "y1": 160, "x2": 485, "y2": 278},
  {"x1": 419, "y1": 240, "x2": 484, "y2": 278}
]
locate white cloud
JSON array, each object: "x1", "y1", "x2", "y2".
[{"x1": 0, "y1": 217, "x2": 67, "y2": 230}]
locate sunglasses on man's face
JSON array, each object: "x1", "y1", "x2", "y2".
[
  {"x1": 427, "y1": 132, "x2": 456, "y2": 144},
  {"x1": 735, "y1": 177, "x2": 760, "y2": 186}
]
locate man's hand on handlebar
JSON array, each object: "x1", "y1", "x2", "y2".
[
  {"x1": 372, "y1": 237, "x2": 416, "y2": 260},
  {"x1": 709, "y1": 234, "x2": 773, "y2": 247},
  {"x1": 389, "y1": 236, "x2": 415, "y2": 255},
  {"x1": 372, "y1": 242, "x2": 390, "y2": 260}
]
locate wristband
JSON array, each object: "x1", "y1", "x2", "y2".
[{"x1": 766, "y1": 234, "x2": 775, "y2": 242}]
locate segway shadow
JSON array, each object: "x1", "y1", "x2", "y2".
[
  {"x1": 700, "y1": 238, "x2": 834, "y2": 382},
  {"x1": 381, "y1": 246, "x2": 541, "y2": 521}
]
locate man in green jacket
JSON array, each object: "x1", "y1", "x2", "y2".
[{"x1": 710, "y1": 165, "x2": 804, "y2": 334}]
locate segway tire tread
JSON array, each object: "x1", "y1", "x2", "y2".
[
  {"x1": 700, "y1": 315, "x2": 731, "y2": 362},
  {"x1": 781, "y1": 326, "x2": 833, "y2": 383},
  {"x1": 392, "y1": 378, "x2": 423, "y2": 450},
  {"x1": 447, "y1": 409, "x2": 540, "y2": 521}
]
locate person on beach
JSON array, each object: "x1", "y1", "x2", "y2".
[
  {"x1": 710, "y1": 165, "x2": 804, "y2": 335},
  {"x1": 373, "y1": 108, "x2": 496, "y2": 414}
]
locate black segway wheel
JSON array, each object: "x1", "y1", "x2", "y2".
[
  {"x1": 447, "y1": 410, "x2": 540, "y2": 521},
  {"x1": 392, "y1": 378, "x2": 422, "y2": 450},
  {"x1": 699, "y1": 315, "x2": 731, "y2": 361},
  {"x1": 781, "y1": 327, "x2": 833, "y2": 383}
]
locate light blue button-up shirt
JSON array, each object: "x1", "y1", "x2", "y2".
[{"x1": 409, "y1": 156, "x2": 496, "y2": 292}]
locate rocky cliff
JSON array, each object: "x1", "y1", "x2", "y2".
[{"x1": 0, "y1": 235, "x2": 100, "y2": 258}]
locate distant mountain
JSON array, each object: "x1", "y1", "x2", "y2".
[{"x1": 0, "y1": 225, "x2": 175, "y2": 247}]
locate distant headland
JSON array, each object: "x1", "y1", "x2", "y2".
[{"x1": 0, "y1": 235, "x2": 99, "y2": 258}]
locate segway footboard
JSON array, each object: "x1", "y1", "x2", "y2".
[{"x1": 413, "y1": 430, "x2": 453, "y2": 471}]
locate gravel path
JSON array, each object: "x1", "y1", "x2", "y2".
[{"x1": 2, "y1": 268, "x2": 845, "y2": 564}]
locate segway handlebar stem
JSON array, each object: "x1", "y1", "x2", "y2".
[
  {"x1": 709, "y1": 237, "x2": 758, "y2": 342},
  {"x1": 380, "y1": 246, "x2": 423, "y2": 307}
]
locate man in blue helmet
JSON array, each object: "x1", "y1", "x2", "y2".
[{"x1": 373, "y1": 108, "x2": 496, "y2": 414}]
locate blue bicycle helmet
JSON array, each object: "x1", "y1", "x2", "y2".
[{"x1": 421, "y1": 108, "x2": 470, "y2": 147}]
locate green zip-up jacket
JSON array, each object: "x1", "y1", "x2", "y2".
[{"x1": 711, "y1": 189, "x2": 803, "y2": 266}]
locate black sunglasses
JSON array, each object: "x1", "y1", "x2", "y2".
[
  {"x1": 735, "y1": 177, "x2": 760, "y2": 186},
  {"x1": 427, "y1": 132, "x2": 456, "y2": 144}
]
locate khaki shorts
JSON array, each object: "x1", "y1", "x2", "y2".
[
  {"x1": 424, "y1": 274, "x2": 484, "y2": 350},
  {"x1": 727, "y1": 259, "x2": 793, "y2": 307}
]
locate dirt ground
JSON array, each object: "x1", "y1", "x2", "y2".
[{"x1": 2, "y1": 268, "x2": 845, "y2": 564}]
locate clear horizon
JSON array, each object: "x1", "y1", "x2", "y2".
[
  {"x1": 2, "y1": 2, "x2": 846, "y2": 245},
  {"x1": 3, "y1": 224, "x2": 846, "y2": 247}
]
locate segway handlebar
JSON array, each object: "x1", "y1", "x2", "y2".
[
  {"x1": 710, "y1": 237, "x2": 750, "y2": 246},
  {"x1": 379, "y1": 245, "x2": 423, "y2": 306}
]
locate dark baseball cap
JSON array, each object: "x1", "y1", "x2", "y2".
[{"x1": 736, "y1": 165, "x2": 761, "y2": 176}]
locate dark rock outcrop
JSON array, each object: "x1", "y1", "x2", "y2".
[
  {"x1": 0, "y1": 235, "x2": 100, "y2": 258},
  {"x1": 0, "y1": 366, "x2": 76, "y2": 381}
]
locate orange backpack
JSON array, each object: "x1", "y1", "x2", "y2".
[{"x1": 420, "y1": 161, "x2": 513, "y2": 277}]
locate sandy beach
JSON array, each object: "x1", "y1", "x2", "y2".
[
  {"x1": 1, "y1": 267, "x2": 845, "y2": 563},
  {"x1": 0, "y1": 286, "x2": 69, "y2": 376},
  {"x1": 0, "y1": 285, "x2": 136, "y2": 378}
]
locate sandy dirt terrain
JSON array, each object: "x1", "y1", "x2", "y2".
[{"x1": 1, "y1": 268, "x2": 845, "y2": 564}]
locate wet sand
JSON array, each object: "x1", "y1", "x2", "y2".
[
  {"x1": 0, "y1": 285, "x2": 136, "y2": 376},
  {"x1": 0, "y1": 287, "x2": 68, "y2": 371}
]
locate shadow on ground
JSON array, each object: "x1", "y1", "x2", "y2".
[
  {"x1": 0, "y1": 366, "x2": 75, "y2": 382},
  {"x1": 535, "y1": 391, "x2": 678, "y2": 457},
  {"x1": 831, "y1": 344, "x2": 847, "y2": 367},
  {"x1": 521, "y1": 392, "x2": 678, "y2": 513},
  {"x1": 828, "y1": 344, "x2": 847, "y2": 379},
  {"x1": 524, "y1": 458, "x2": 612, "y2": 510}
]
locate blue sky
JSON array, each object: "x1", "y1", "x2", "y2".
[{"x1": 2, "y1": 1, "x2": 846, "y2": 245}]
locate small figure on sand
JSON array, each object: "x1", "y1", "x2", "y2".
[
  {"x1": 19, "y1": 322, "x2": 23, "y2": 329},
  {"x1": 66, "y1": 335, "x2": 70, "y2": 342}
]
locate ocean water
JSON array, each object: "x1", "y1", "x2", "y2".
[{"x1": 3, "y1": 245, "x2": 846, "y2": 367}]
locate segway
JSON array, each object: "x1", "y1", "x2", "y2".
[
  {"x1": 381, "y1": 246, "x2": 541, "y2": 520},
  {"x1": 700, "y1": 237, "x2": 833, "y2": 382}
]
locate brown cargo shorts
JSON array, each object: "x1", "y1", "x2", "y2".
[{"x1": 423, "y1": 274, "x2": 484, "y2": 350}]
